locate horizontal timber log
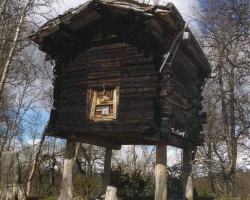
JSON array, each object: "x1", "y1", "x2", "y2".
[
  {"x1": 69, "y1": 6, "x2": 100, "y2": 31},
  {"x1": 167, "y1": 79, "x2": 199, "y2": 99},
  {"x1": 50, "y1": 121, "x2": 199, "y2": 148},
  {"x1": 120, "y1": 76, "x2": 157, "y2": 88},
  {"x1": 181, "y1": 41, "x2": 210, "y2": 77},
  {"x1": 119, "y1": 101, "x2": 154, "y2": 111},
  {"x1": 120, "y1": 92, "x2": 156, "y2": 101},
  {"x1": 119, "y1": 112, "x2": 154, "y2": 120},
  {"x1": 58, "y1": 99, "x2": 155, "y2": 113},
  {"x1": 86, "y1": 42, "x2": 129, "y2": 51},
  {"x1": 175, "y1": 49, "x2": 199, "y2": 75},
  {"x1": 120, "y1": 87, "x2": 156, "y2": 94},
  {"x1": 55, "y1": 119, "x2": 155, "y2": 132}
]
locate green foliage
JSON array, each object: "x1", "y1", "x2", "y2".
[
  {"x1": 39, "y1": 197, "x2": 58, "y2": 200},
  {"x1": 73, "y1": 174, "x2": 101, "y2": 199},
  {"x1": 194, "y1": 178, "x2": 212, "y2": 198},
  {"x1": 216, "y1": 198, "x2": 250, "y2": 200},
  {"x1": 111, "y1": 165, "x2": 153, "y2": 198},
  {"x1": 27, "y1": 197, "x2": 58, "y2": 200},
  {"x1": 167, "y1": 164, "x2": 183, "y2": 198},
  {"x1": 194, "y1": 171, "x2": 250, "y2": 199}
]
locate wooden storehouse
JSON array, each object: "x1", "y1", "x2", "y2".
[{"x1": 29, "y1": 0, "x2": 211, "y2": 150}]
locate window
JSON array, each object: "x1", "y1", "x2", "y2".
[{"x1": 88, "y1": 87, "x2": 119, "y2": 121}]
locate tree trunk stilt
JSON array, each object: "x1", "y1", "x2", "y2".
[
  {"x1": 1, "y1": 151, "x2": 26, "y2": 200},
  {"x1": 101, "y1": 148, "x2": 112, "y2": 195},
  {"x1": 59, "y1": 139, "x2": 76, "y2": 200},
  {"x1": 154, "y1": 144, "x2": 167, "y2": 200},
  {"x1": 183, "y1": 145, "x2": 193, "y2": 200}
]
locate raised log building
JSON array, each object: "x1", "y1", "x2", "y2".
[{"x1": 29, "y1": 0, "x2": 211, "y2": 199}]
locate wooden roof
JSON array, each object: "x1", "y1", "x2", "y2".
[{"x1": 29, "y1": 0, "x2": 211, "y2": 75}]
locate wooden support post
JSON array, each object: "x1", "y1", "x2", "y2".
[
  {"x1": 154, "y1": 144, "x2": 167, "y2": 200},
  {"x1": 1, "y1": 151, "x2": 26, "y2": 200},
  {"x1": 59, "y1": 139, "x2": 76, "y2": 200},
  {"x1": 101, "y1": 148, "x2": 113, "y2": 194},
  {"x1": 105, "y1": 186, "x2": 117, "y2": 200},
  {"x1": 183, "y1": 145, "x2": 193, "y2": 200}
]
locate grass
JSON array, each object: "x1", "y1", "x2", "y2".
[
  {"x1": 27, "y1": 197, "x2": 58, "y2": 200},
  {"x1": 216, "y1": 198, "x2": 250, "y2": 200}
]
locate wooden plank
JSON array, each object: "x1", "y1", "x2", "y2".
[
  {"x1": 70, "y1": 7, "x2": 100, "y2": 31},
  {"x1": 120, "y1": 87, "x2": 156, "y2": 94},
  {"x1": 54, "y1": 119, "x2": 155, "y2": 136},
  {"x1": 101, "y1": 148, "x2": 113, "y2": 195},
  {"x1": 51, "y1": 130, "x2": 121, "y2": 150},
  {"x1": 59, "y1": 78, "x2": 120, "y2": 89},
  {"x1": 89, "y1": 89, "x2": 97, "y2": 120},
  {"x1": 121, "y1": 57, "x2": 153, "y2": 66},
  {"x1": 120, "y1": 76, "x2": 158, "y2": 88},
  {"x1": 86, "y1": 42, "x2": 130, "y2": 52},
  {"x1": 119, "y1": 101, "x2": 154, "y2": 111},
  {"x1": 118, "y1": 112, "x2": 154, "y2": 121},
  {"x1": 167, "y1": 78, "x2": 198, "y2": 99}
]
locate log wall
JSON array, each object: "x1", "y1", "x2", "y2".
[
  {"x1": 49, "y1": 41, "x2": 158, "y2": 144},
  {"x1": 160, "y1": 46, "x2": 206, "y2": 144}
]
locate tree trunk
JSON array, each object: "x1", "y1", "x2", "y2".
[
  {"x1": 26, "y1": 130, "x2": 46, "y2": 197},
  {"x1": 101, "y1": 148, "x2": 112, "y2": 195},
  {"x1": 1, "y1": 151, "x2": 26, "y2": 200},
  {"x1": 132, "y1": 145, "x2": 137, "y2": 171},
  {"x1": 154, "y1": 144, "x2": 167, "y2": 200},
  {"x1": 183, "y1": 145, "x2": 193, "y2": 200},
  {"x1": 0, "y1": 0, "x2": 31, "y2": 97},
  {"x1": 59, "y1": 139, "x2": 76, "y2": 200}
]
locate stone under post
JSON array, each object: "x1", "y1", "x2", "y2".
[
  {"x1": 101, "y1": 148, "x2": 112, "y2": 195},
  {"x1": 183, "y1": 145, "x2": 193, "y2": 200},
  {"x1": 59, "y1": 139, "x2": 76, "y2": 200},
  {"x1": 105, "y1": 186, "x2": 117, "y2": 200},
  {"x1": 154, "y1": 144, "x2": 167, "y2": 200}
]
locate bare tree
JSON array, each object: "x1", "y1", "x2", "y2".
[{"x1": 193, "y1": 0, "x2": 250, "y2": 197}]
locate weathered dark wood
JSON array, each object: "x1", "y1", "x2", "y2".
[
  {"x1": 30, "y1": 0, "x2": 210, "y2": 148},
  {"x1": 101, "y1": 148, "x2": 112, "y2": 194},
  {"x1": 1, "y1": 151, "x2": 26, "y2": 200}
]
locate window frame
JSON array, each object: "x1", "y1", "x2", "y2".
[{"x1": 87, "y1": 86, "x2": 119, "y2": 121}]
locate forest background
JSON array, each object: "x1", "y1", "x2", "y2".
[{"x1": 0, "y1": 0, "x2": 249, "y2": 199}]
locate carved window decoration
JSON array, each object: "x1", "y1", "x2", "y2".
[{"x1": 88, "y1": 87, "x2": 119, "y2": 121}]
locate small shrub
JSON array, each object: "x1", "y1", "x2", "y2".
[
  {"x1": 73, "y1": 174, "x2": 101, "y2": 199},
  {"x1": 111, "y1": 165, "x2": 152, "y2": 198}
]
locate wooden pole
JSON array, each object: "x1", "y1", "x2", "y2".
[
  {"x1": 59, "y1": 139, "x2": 76, "y2": 200},
  {"x1": 183, "y1": 145, "x2": 193, "y2": 200},
  {"x1": 154, "y1": 144, "x2": 167, "y2": 200},
  {"x1": 101, "y1": 148, "x2": 113, "y2": 194}
]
